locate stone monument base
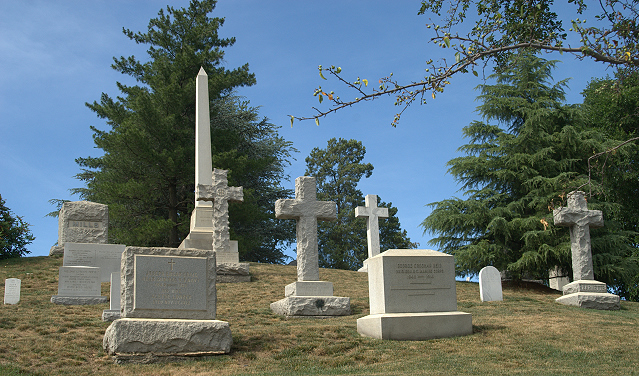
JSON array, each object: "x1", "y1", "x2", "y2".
[
  {"x1": 270, "y1": 296, "x2": 350, "y2": 317},
  {"x1": 357, "y1": 259, "x2": 369, "y2": 273},
  {"x1": 51, "y1": 295, "x2": 108, "y2": 305},
  {"x1": 285, "y1": 281, "x2": 333, "y2": 296},
  {"x1": 103, "y1": 318, "x2": 232, "y2": 355},
  {"x1": 216, "y1": 262, "x2": 250, "y2": 283},
  {"x1": 357, "y1": 311, "x2": 473, "y2": 341},
  {"x1": 556, "y1": 280, "x2": 620, "y2": 310},
  {"x1": 102, "y1": 309, "x2": 121, "y2": 322}
]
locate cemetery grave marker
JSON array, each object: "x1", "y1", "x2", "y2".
[
  {"x1": 51, "y1": 266, "x2": 107, "y2": 305},
  {"x1": 49, "y1": 201, "x2": 108, "y2": 256},
  {"x1": 553, "y1": 191, "x2": 620, "y2": 310},
  {"x1": 479, "y1": 266, "x2": 503, "y2": 302},
  {"x1": 355, "y1": 194, "x2": 388, "y2": 272},
  {"x1": 270, "y1": 176, "x2": 350, "y2": 317},
  {"x1": 103, "y1": 246, "x2": 232, "y2": 356},
  {"x1": 4, "y1": 278, "x2": 21, "y2": 305},
  {"x1": 63, "y1": 242, "x2": 125, "y2": 282},
  {"x1": 357, "y1": 249, "x2": 473, "y2": 340}
]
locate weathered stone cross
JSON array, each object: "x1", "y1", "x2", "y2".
[
  {"x1": 275, "y1": 176, "x2": 336, "y2": 281},
  {"x1": 196, "y1": 168, "x2": 244, "y2": 254},
  {"x1": 355, "y1": 194, "x2": 388, "y2": 259},
  {"x1": 553, "y1": 190, "x2": 603, "y2": 281}
]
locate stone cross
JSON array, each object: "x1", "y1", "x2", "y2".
[
  {"x1": 355, "y1": 194, "x2": 389, "y2": 259},
  {"x1": 275, "y1": 176, "x2": 336, "y2": 281},
  {"x1": 196, "y1": 168, "x2": 244, "y2": 254},
  {"x1": 553, "y1": 191, "x2": 603, "y2": 281}
]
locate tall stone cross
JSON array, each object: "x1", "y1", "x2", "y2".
[
  {"x1": 553, "y1": 191, "x2": 603, "y2": 281},
  {"x1": 196, "y1": 168, "x2": 243, "y2": 254},
  {"x1": 355, "y1": 194, "x2": 388, "y2": 259},
  {"x1": 275, "y1": 176, "x2": 336, "y2": 281}
]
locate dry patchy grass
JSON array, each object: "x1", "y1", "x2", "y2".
[{"x1": 0, "y1": 256, "x2": 637, "y2": 375}]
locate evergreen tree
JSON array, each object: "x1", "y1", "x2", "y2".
[
  {"x1": 74, "y1": 1, "x2": 295, "y2": 263},
  {"x1": 0, "y1": 195, "x2": 34, "y2": 259},
  {"x1": 421, "y1": 52, "x2": 637, "y2": 296},
  {"x1": 305, "y1": 138, "x2": 417, "y2": 270}
]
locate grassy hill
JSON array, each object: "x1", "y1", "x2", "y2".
[{"x1": 0, "y1": 255, "x2": 637, "y2": 375}]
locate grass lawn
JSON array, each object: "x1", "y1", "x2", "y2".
[{"x1": 0, "y1": 255, "x2": 637, "y2": 375}]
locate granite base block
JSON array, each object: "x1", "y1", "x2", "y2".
[
  {"x1": 357, "y1": 311, "x2": 473, "y2": 341},
  {"x1": 556, "y1": 292, "x2": 620, "y2": 310},
  {"x1": 102, "y1": 309, "x2": 121, "y2": 322},
  {"x1": 103, "y1": 318, "x2": 232, "y2": 355},
  {"x1": 284, "y1": 281, "x2": 333, "y2": 297},
  {"x1": 216, "y1": 262, "x2": 250, "y2": 283},
  {"x1": 270, "y1": 296, "x2": 350, "y2": 317},
  {"x1": 51, "y1": 295, "x2": 108, "y2": 305}
]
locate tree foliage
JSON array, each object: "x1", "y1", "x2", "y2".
[
  {"x1": 421, "y1": 52, "x2": 637, "y2": 298},
  {"x1": 0, "y1": 195, "x2": 34, "y2": 259},
  {"x1": 294, "y1": 0, "x2": 639, "y2": 126},
  {"x1": 305, "y1": 138, "x2": 417, "y2": 270},
  {"x1": 74, "y1": 0, "x2": 295, "y2": 263}
]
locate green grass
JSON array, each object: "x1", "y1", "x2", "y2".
[{"x1": 0, "y1": 256, "x2": 637, "y2": 375}]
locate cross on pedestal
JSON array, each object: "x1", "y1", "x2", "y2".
[
  {"x1": 275, "y1": 176, "x2": 336, "y2": 281},
  {"x1": 553, "y1": 191, "x2": 603, "y2": 281},
  {"x1": 196, "y1": 168, "x2": 244, "y2": 254},
  {"x1": 355, "y1": 194, "x2": 389, "y2": 259}
]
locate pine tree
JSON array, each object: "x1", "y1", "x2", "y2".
[
  {"x1": 74, "y1": 1, "x2": 295, "y2": 263},
  {"x1": 0, "y1": 195, "x2": 34, "y2": 259},
  {"x1": 421, "y1": 52, "x2": 637, "y2": 295},
  {"x1": 305, "y1": 138, "x2": 417, "y2": 270}
]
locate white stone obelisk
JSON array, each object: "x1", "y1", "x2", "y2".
[{"x1": 179, "y1": 67, "x2": 214, "y2": 250}]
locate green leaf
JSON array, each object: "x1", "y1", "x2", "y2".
[
  {"x1": 473, "y1": 70, "x2": 479, "y2": 77},
  {"x1": 336, "y1": 67, "x2": 342, "y2": 74},
  {"x1": 444, "y1": 36, "x2": 450, "y2": 48},
  {"x1": 455, "y1": 52, "x2": 461, "y2": 63},
  {"x1": 319, "y1": 70, "x2": 327, "y2": 80},
  {"x1": 319, "y1": 95, "x2": 323, "y2": 104},
  {"x1": 290, "y1": 115, "x2": 294, "y2": 127},
  {"x1": 315, "y1": 118, "x2": 320, "y2": 126},
  {"x1": 362, "y1": 79, "x2": 368, "y2": 87}
]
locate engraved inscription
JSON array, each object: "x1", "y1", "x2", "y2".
[
  {"x1": 68, "y1": 221, "x2": 103, "y2": 229},
  {"x1": 580, "y1": 284, "x2": 607, "y2": 293},
  {"x1": 392, "y1": 261, "x2": 450, "y2": 296},
  {"x1": 134, "y1": 255, "x2": 207, "y2": 311}
]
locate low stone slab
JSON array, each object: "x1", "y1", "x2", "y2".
[
  {"x1": 357, "y1": 311, "x2": 473, "y2": 341},
  {"x1": 51, "y1": 296, "x2": 108, "y2": 305},
  {"x1": 556, "y1": 280, "x2": 620, "y2": 310},
  {"x1": 284, "y1": 281, "x2": 333, "y2": 297},
  {"x1": 270, "y1": 296, "x2": 350, "y2": 317},
  {"x1": 103, "y1": 318, "x2": 232, "y2": 355},
  {"x1": 216, "y1": 262, "x2": 250, "y2": 283}
]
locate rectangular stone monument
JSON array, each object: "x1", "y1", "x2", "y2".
[
  {"x1": 549, "y1": 266, "x2": 570, "y2": 291},
  {"x1": 357, "y1": 249, "x2": 472, "y2": 340},
  {"x1": 479, "y1": 266, "x2": 503, "y2": 302},
  {"x1": 270, "y1": 176, "x2": 350, "y2": 317},
  {"x1": 49, "y1": 201, "x2": 109, "y2": 256},
  {"x1": 355, "y1": 194, "x2": 389, "y2": 272},
  {"x1": 4, "y1": 278, "x2": 21, "y2": 305},
  {"x1": 51, "y1": 266, "x2": 108, "y2": 305},
  {"x1": 102, "y1": 272, "x2": 121, "y2": 322},
  {"x1": 103, "y1": 246, "x2": 232, "y2": 356},
  {"x1": 553, "y1": 191, "x2": 620, "y2": 310},
  {"x1": 63, "y1": 242, "x2": 125, "y2": 282}
]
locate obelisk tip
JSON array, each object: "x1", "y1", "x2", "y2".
[{"x1": 198, "y1": 66, "x2": 207, "y2": 76}]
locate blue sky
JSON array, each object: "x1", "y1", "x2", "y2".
[{"x1": 0, "y1": 1, "x2": 611, "y2": 260}]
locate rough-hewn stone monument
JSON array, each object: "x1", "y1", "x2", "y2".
[
  {"x1": 553, "y1": 191, "x2": 620, "y2": 310},
  {"x1": 270, "y1": 176, "x2": 350, "y2": 317},
  {"x1": 103, "y1": 247, "x2": 232, "y2": 357},
  {"x1": 49, "y1": 201, "x2": 108, "y2": 256},
  {"x1": 196, "y1": 168, "x2": 250, "y2": 282},
  {"x1": 479, "y1": 266, "x2": 503, "y2": 302},
  {"x1": 355, "y1": 194, "x2": 388, "y2": 272},
  {"x1": 357, "y1": 249, "x2": 472, "y2": 340}
]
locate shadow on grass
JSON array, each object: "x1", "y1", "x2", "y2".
[{"x1": 472, "y1": 324, "x2": 507, "y2": 334}]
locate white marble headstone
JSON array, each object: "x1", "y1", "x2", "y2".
[
  {"x1": 4, "y1": 278, "x2": 21, "y2": 305},
  {"x1": 57, "y1": 266, "x2": 102, "y2": 297},
  {"x1": 479, "y1": 266, "x2": 503, "y2": 302}
]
